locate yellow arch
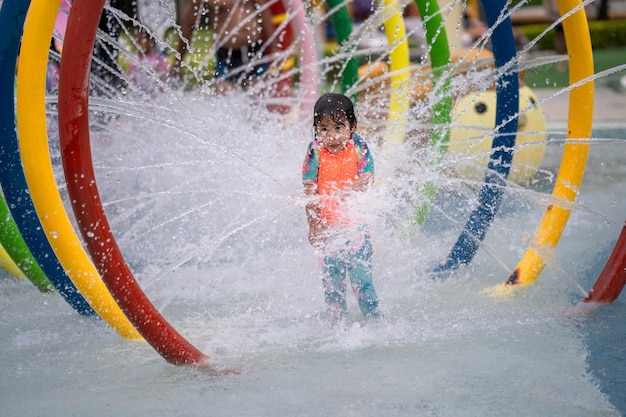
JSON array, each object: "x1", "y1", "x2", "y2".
[
  {"x1": 490, "y1": 0, "x2": 593, "y2": 292},
  {"x1": 16, "y1": 0, "x2": 141, "y2": 340},
  {"x1": 0, "y1": 243, "x2": 25, "y2": 278},
  {"x1": 380, "y1": 0, "x2": 411, "y2": 144}
]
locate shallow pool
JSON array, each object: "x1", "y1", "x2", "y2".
[{"x1": 2, "y1": 91, "x2": 625, "y2": 416}]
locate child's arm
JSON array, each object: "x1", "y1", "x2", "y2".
[
  {"x1": 305, "y1": 203, "x2": 323, "y2": 247},
  {"x1": 350, "y1": 173, "x2": 374, "y2": 192},
  {"x1": 303, "y1": 142, "x2": 324, "y2": 246},
  {"x1": 304, "y1": 183, "x2": 324, "y2": 247},
  {"x1": 333, "y1": 173, "x2": 372, "y2": 203},
  {"x1": 349, "y1": 134, "x2": 375, "y2": 192}
]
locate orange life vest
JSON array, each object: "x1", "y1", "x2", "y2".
[{"x1": 317, "y1": 142, "x2": 358, "y2": 226}]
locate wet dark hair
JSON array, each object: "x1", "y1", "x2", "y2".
[{"x1": 313, "y1": 93, "x2": 357, "y2": 131}]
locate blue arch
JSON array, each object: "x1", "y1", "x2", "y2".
[
  {"x1": 434, "y1": 0, "x2": 519, "y2": 271},
  {"x1": 0, "y1": 0, "x2": 95, "y2": 315}
]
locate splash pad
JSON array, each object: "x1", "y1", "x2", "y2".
[{"x1": 1, "y1": 0, "x2": 626, "y2": 414}]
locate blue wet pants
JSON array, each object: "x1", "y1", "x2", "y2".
[{"x1": 319, "y1": 231, "x2": 380, "y2": 319}]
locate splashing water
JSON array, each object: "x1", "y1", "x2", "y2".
[{"x1": 2, "y1": 0, "x2": 626, "y2": 415}]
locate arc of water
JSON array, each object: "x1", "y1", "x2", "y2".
[
  {"x1": 15, "y1": 0, "x2": 140, "y2": 339},
  {"x1": 58, "y1": 0, "x2": 221, "y2": 369},
  {"x1": 434, "y1": 0, "x2": 519, "y2": 272},
  {"x1": 490, "y1": 0, "x2": 593, "y2": 291},
  {"x1": 0, "y1": 0, "x2": 94, "y2": 311}
]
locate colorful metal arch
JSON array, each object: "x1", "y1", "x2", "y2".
[
  {"x1": 435, "y1": 0, "x2": 519, "y2": 272},
  {"x1": 584, "y1": 221, "x2": 626, "y2": 304},
  {"x1": 0, "y1": 242, "x2": 25, "y2": 278},
  {"x1": 412, "y1": 0, "x2": 452, "y2": 225},
  {"x1": 323, "y1": 0, "x2": 411, "y2": 142},
  {"x1": 492, "y1": 0, "x2": 594, "y2": 291},
  {"x1": 380, "y1": 0, "x2": 411, "y2": 144},
  {"x1": 57, "y1": 0, "x2": 218, "y2": 368},
  {"x1": 16, "y1": 0, "x2": 140, "y2": 339},
  {"x1": 5, "y1": 0, "x2": 618, "y2": 374},
  {"x1": 325, "y1": 0, "x2": 359, "y2": 100},
  {"x1": 0, "y1": 0, "x2": 93, "y2": 313},
  {"x1": 414, "y1": 0, "x2": 452, "y2": 153},
  {"x1": 0, "y1": 195, "x2": 51, "y2": 289}
]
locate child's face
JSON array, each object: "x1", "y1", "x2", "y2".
[{"x1": 315, "y1": 116, "x2": 352, "y2": 153}]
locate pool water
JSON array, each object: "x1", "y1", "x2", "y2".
[{"x1": 1, "y1": 87, "x2": 625, "y2": 416}]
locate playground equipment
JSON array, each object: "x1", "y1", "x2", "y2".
[{"x1": 0, "y1": 0, "x2": 623, "y2": 370}]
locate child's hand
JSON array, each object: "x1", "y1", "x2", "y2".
[
  {"x1": 350, "y1": 174, "x2": 373, "y2": 192},
  {"x1": 303, "y1": 183, "x2": 317, "y2": 196},
  {"x1": 308, "y1": 222, "x2": 325, "y2": 247},
  {"x1": 306, "y1": 203, "x2": 324, "y2": 247},
  {"x1": 333, "y1": 175, "x2": 372, "y2": 202}
]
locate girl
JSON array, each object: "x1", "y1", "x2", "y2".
[{"x1": 302, "y1": 93, "x2": 381, "y2": 320}]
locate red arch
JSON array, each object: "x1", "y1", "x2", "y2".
[
  {"x1": 584, "y1": 222, "x2": 626, "y2": 304},
  {"x1": 57, "y1": 0, "x2": 215, "y2": 370}
]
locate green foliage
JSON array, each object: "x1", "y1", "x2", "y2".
[
  {"x1": 520, "y1": 19, "x2": 626, "y2": 50},
  {"x1": 523, "y1": 47, "x2": 626, "y2": 89},
  {"x1": 588, "y1": 19, "x2": 626, "y2": 48}
]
